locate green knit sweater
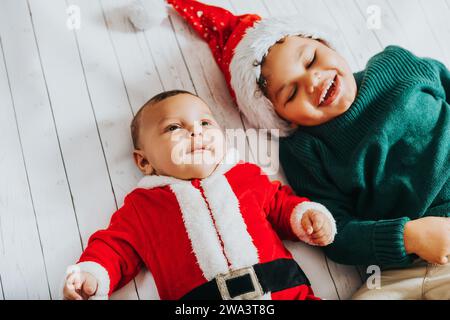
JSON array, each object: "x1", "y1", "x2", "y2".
[{"x1": 280, "y1": 46, "x2": 450, "y2": 269}]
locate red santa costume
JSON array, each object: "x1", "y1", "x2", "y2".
[{"x1": 68, "y1": 150, "x2": 336, "y2": 300}]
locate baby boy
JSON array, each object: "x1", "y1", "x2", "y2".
[{"x1": 62, "y1": 90, "x2": 336, "y2": 300}]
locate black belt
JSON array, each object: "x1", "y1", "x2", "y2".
[{"x1": 181, "y1": 258, "x2": 310, "y2": 300}]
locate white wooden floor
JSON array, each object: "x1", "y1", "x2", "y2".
[{"x1": 1, "y1": 0, "x2": 449, "y2": 300}]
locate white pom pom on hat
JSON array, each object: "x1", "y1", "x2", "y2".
[{"x1": 127, "y1": 0, "x2": 167, "y2": 30}]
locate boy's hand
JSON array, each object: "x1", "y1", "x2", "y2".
[
  {"x1": 301, "y1": 209, "x2": 335, "y2": 246},
  {"x1": 63, "y1": 270, "x2": 98, "y2": 300},
  {"x1": 404, "y1": 217, "x2": 450, "y2": 265}
]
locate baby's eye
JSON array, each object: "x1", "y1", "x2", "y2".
[
  {"x1": 166, "y1": 124, "x2": 181, "y2": 132},
  {"x1": 200, "y1": 120, "x2": 211, "y2": 126}
]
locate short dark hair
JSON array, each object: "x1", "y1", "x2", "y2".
[{"x1": 130, "y1": 89, "x2": 197, "y2": 149}]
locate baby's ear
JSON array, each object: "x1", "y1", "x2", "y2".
[{"x1": 133, "y1": 150, "x2": 154, "y2": 175}]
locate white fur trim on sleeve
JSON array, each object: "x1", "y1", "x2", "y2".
[
  {"x1": 290, "y1": 201, "x2": 337, "y2": 245},
  {"x1": 63, "y1": 262, "x2": 111, "y2": 300}
]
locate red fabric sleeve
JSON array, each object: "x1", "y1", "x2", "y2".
[
  {"x1": 263, "y1": 177, "x2": 310, "y2": 241},
  {"x1": 78, "y1": 198, "x2": 144, "y2": 296}
]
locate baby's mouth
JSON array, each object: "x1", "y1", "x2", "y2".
[
  {"x1": 318, "y1": 74, "x2": 340, "y2": 107},
  {"x1": 189, "y1": 145, "x2": 212, "y2": 154}
]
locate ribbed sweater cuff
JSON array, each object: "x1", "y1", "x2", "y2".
[{"x1": 373, "y1": 217, "x2": 414, "y2": 267}]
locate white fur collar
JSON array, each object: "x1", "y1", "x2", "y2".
[{"x1": 137, "y1": 148, "x2": 241, "y2": 190}]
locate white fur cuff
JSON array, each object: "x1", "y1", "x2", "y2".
[
  {"x1": 64, "y1": 262, "x2": 111, "y2": 300},
  {"x1": 290, "y1": 202, "x2": 337, "y2": 245}
]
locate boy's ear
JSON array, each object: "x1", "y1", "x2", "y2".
[{"x1": 133, "y1": 150, "x2": 154, "y2": 175}]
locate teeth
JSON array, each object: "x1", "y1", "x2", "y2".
[{"x1": 319, "y1": 78, "x2": 335, "y2": 105}]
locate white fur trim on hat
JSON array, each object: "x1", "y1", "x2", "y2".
[
  {"x1": 230, "y1": 16, "x2": 339, "y2": 137},
  {"x1": 290, "y1": 201, "x2": 337, "y2": 245}
]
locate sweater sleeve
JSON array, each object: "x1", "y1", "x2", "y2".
[
  {"x1": 71, "y1": 198, "x2": 145, "y2": 298},
  {"x1": 280, "y1": 142, "x2": 415, "y2": 268}
]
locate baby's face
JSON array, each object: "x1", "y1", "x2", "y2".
[
  {"x1": 261, "y1": 36, "x2": 357, "y2": 127},
  {"x1": 134, "y1": 94, "x2": 226, "y2": 180}
]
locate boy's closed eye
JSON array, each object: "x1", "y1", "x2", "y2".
[
  {"x1": 284, "y1": 50, "x2": 317, "y2": 107},
  {"x1": 304, "y1": 49, "x2": 316, "y2": 68},
  {"x1": 286, "y1": 85, "x2": 298, "y2": 104},
  {"x1": 285, "y1": 49, "x2": 317, "y2": 105}
]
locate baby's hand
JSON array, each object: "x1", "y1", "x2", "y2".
[
  {"x1": 301, "y1": 209, "x2": 335, "y2": 246},
  {"x1": 63, "y1": 269, "x2": 98, "y2": 300}
]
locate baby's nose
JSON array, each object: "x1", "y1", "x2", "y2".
[
  {"x1": 190, "y1": 122, "x2": 203, "y2": 137},
  {"x1": 190, "y1": 129, "x2": 203, "y2": 137},
  {"x1": 190, "y1": 131, "x2": 201, "y2": 137}
]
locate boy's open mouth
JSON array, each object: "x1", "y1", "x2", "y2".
[{"x1": 318, "y1": 74, "x2": 340, "y2": 107}]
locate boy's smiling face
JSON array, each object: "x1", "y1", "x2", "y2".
[
  {"x1": 133, "y1": 93, "x2": 226, "y2": 180},
  {"x1": 261, "y1": 36, "x2": 357, "y2": 127}
]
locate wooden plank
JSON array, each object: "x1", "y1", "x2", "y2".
[
  {"x1": 322, "y1": 0, "x2": 382, "y2": 69},
  {"x1": 418, "y1": 0, "x2": 450, "y2": 67},
  {"x1": 25, "y1": 0, "x2": 136, "y2": 299},
  {"x1": 0, "y1": 276, "x2": 3, "y2": 299},
  {"x1": 261, "y1": 0, "x2": 298, "y2": 15},
  {"x1": 140, "y1": 0, "x2": 195, "y2": 92},
  {"x1": 386, "y1": 0, "x2": 446, "y2": 63},
  {"x1": 0, "y1": 0, "x2": 83, "y2": 299},
  {"x1": 99, "y1": 0, "x2": 166, "y2": 300},
  {"x1": 354, "y1": 0, "x2": 412, "y2": 50},
  {"x1": 64, "y1": 0, "x2": 152, "y2": 300},
  {"x1": 229, "y1": 0, "x2": 269, "y2": 17},
  {"x1": 0, "y1": 32, "x2": 50, "y2": 300},
  {"x1": 99, "y1": 0, "x2": 164, "y2": 113},
  {"x1": 289, "y1": 0, "x2": 359, "y2": 71}
]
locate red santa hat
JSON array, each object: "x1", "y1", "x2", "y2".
[{"x1": 167, "y1": 0, "x2": 338, "y2": 136}]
